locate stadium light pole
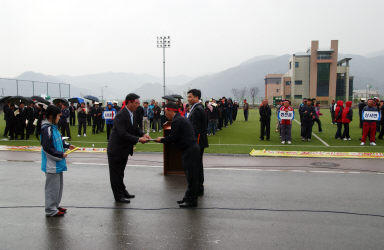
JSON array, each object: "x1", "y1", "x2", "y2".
[
  {"x1": 101, "y1": 85, "x2": 108, "y2": 104},
  {"x1": 157, "y1": 36, "x2": 171, "y2": 97}
]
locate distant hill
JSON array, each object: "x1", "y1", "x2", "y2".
[
  {"x1": 184, "y1": 54, "x2": 290, "y2": 99},
  {"x1": 1, "y1": 52, "x2": 383, "y2": 100},
  {"x1": 184, "y1": 53, "x2": 384, "y2": 99}
]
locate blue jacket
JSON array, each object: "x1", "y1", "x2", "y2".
[
  {"x1": 104, "y1": 106, "x2": 117, "y2": 125},
  {"x1": 148, "y1": 104, "x2": 154, "y2": 119},
  {"x1": 40, "y1": 121, "x2": 70, "y2": 173}
]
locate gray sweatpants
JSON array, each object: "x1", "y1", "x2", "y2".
[
  {"x1": 45, "y1": 172, "x2": 63, "y2": 216},
  {"x1": 280, "y1": 124, "x2": 292, "y2": 142}
]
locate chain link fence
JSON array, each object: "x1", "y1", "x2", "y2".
[{"x1": 0, "y1": 78, "x2": 70, "y2": 98}]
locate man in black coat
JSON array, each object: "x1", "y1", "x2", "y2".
[
  {"x1": 91, "y1": 103, "x2": 102, "y2": 134},
  {"x1": 259, "y1": 99, "x2": 271, "y2": 140},
  {"x1": 7, "y1": 104, "x2": 16, "y2": 140},
  {"x1": 3, "y1": 101, "x2": 11, "y2": 138},
  {"x1": 15, "y1": 102, "x2": 27, "y2": 140},
  {"x1": 107, "y1": 93, "x2": 150, "y2": 203},
  {"x1": 187, "y1": 89, "x2": 208, "y2": 196},
  {"x1": 135, "y1": 103, "x2": 144, "y2": 132},
  {"x1": 358, "y1": 99, "x2": 367, "y2": 129},
  {"x1": 156, "y1": 102, "x2": 201, "y2": 208},
  {"x1": 69, "y1": 103, "x2": 76, "y2": 126},
  {"x1": 25, "y1": 102, "x2": 35, "y2": 140},
  {"x1": 301, "y1": 99, "x2": 316, "y2": 141}
]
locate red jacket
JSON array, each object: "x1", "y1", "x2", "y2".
[
  {"x1": 342, "y1": 101, "x2": 353, "y2": 123},
  {"x1": 334, "y1": 100, "x2": 344, "y2": 123},
  {"x1": 279, "y1": 106, "x2": 294, "y2": 125}
]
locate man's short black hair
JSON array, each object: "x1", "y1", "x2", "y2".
[
  {"x1": 46, "y1": 105, "x2": 61, "y2": 121},
  {"x1": 125, "y1": 93, "x2": 140, "y2": 103},
  {"x1": 143, "y1": 101, "x2": 149, "y2": 105},
  {"x1": 187, "y1": 89, "x2": 201, "y2": 99}
]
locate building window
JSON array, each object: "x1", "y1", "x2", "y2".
[
  {"x1": 295, "y1": 80, "x2": 302, "y2": 85},
  {"x1": 276, "y1": 89, "x2": 279, "y2": 93},
  {"x1": 289, "y1": 62, "x2": 292, "y2": 69},
  {"x1": 295, "y1": 62, "x2": 299, "y2": 68},
  {"x1": 294, "y1": 95, "x2": 302, "y2": 99},
  {"x1": 286, "y1": 95, "x2": 291, "y2": 99},
  {"x1": 317, "y1": 53, "x2": 332, "y2": 60},
  {"x1": 317, "y1": 63, "x2": 330, "y2": 96},
  {"x1": 265, "y1": 78, "x2": 281, "y2": 84},
  {"x1": 286, "y1": 81, "x2": 291, "y2": 85}
]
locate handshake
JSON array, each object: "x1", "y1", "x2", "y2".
[{"x1": 138, "y1": 134, "x2": 164, "y2": 144}]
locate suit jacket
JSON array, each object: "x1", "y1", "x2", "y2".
[
  {"x1": 188, "y1": 103, "x2": 208, "y2": 149},
  {"x1": 107, "y1": 107, "x2": 144, "y2": 156},
  {"x1": 161, "y1": 113, "x2": 197, "y2": 151},
  {"x1": 259, "y1": 104, "x2": 271, "y2": 122}
]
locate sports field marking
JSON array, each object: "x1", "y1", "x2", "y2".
[{"x1": 293, "y1": 119, "x2": 330, "y2": 147}]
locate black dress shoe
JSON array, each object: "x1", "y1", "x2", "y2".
[
  {"x1": 116, "y1": 198, "x2": 131, "y2": 203},
  {"x1": 177, "y1": 198, "x2": 186, "y2": 204},
  {"x1": 198, "y1": 190, "x2": 204, "y2": 196},
  {"x1": 179, "y1": 201, "x2": 197, "y2": 208},
  {"x1": 125, "y1": 193, "x2": 135, "y2": 199}
]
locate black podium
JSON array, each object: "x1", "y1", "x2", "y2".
[{"x1": 163, "y1": 121, "x2": 184, "y2": 176}]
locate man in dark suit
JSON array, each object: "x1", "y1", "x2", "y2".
[
  {"x1": 3, "y1": 101, "x2": 11, "y2": 138},
  {"x1": 107, "y1": 93, "x2": 150, "y2": 203},
  {"x1": 156, "y1": 102, "x2": 201, "y2": 208},
  {"x1": 259, "y1": 99, "x2": 271, "y2": 140},
  {"x1": 187, "y1": 89, "x2": 208, "y2": 196},
  {"x1": 15, "y1": 102, "x2": 27, "y2": 140}
]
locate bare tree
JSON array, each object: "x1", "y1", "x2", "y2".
[
  {"x1": 239, "y1": 87, "x2": 247, "y2": 104},
  {"x1": 249, "y1": 87, "x2": 259, "y2": 106},
  {"x1": 231, "y1": 88, "x2": 240, "y2": 101}
]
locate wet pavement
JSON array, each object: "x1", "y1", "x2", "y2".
[{"x1": 1, "y1": 151, "x2": 384, "y2": 249}]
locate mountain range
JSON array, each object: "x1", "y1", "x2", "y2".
[{"x1": 1, "y1": 52, "x2": 383, "y2": 101}]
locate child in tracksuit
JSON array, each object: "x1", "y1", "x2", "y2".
[{"x1": 41, "y1": 105, "x2": 74, "y2": 217}]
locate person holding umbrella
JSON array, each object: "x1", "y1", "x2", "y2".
[
  {"x1": 7, "y1": 104, "x2": 17, "y2": 140},
  {"x1": 2, "y1": 100, "x2": 11, "y2": 138},
  {"x1": 15, "y1": 102, "x2": 27, "y2": 140},
  {"x1": 25, "y1": 102, "x2": 36, "y2": 140}
]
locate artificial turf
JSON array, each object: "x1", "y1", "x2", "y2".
[{"x1": 0, "y1": 109, "x2": 382, "y2": 154}]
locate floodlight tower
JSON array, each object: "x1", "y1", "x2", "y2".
[{"x1": 157, "y1": 36, "x2": 171, "y2": 97}]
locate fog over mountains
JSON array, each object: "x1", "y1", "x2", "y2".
[{"x1": 1, "y1": 52, "x2": 383, "y2": 101}]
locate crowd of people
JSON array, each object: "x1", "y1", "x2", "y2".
[
  {"x1": 257, "y1": 97, "x2": 384, "y2": 146},
  {"x1": 2, "y1": 95, "x2": 246, "y2": 142},
  {"x1": 3, "y1": 95, "x2": 384, "y2": 147}
]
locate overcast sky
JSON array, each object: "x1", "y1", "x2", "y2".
[{"x1": 1, "y1": 0, "x2": 383, "y2": 78}]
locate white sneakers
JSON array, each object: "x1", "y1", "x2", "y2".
[
  {"x1": 281, "y1": 141, "x2": 292, "y2": 145},
  {"x1": 83, "y1": 134, "x2": 86, "y2": 137},
  {"x1": 361, "y1": 142, "x2": 377, "y2": 146},
  {"x1": 77, "y1": 134, "x2": 81, "y2": 137}
]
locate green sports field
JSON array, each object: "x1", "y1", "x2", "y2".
[{"x1": 0, "y1": 109, "x2": 382, "y2": 154}]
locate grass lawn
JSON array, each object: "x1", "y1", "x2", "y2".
[{"x1": 0, "y1": 109, "x2": 383, "y2": 154}]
